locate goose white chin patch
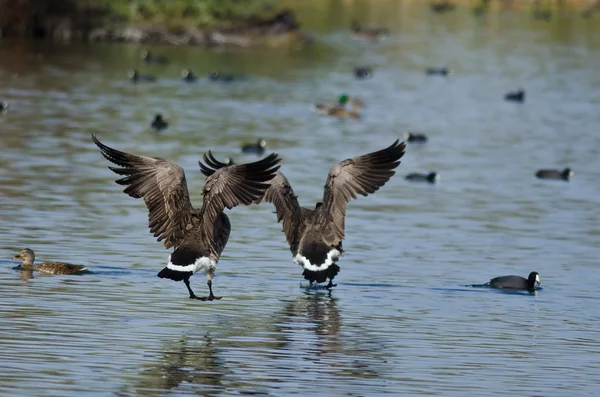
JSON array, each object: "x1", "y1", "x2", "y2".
[
  {"x1": 294, "y1": 249, "x2": 341, "y2": 272},
  {"x1": 167, "y1": 255, "x2": 216, "y2": 275}
]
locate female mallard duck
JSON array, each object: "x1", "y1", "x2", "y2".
[
  {"x1": 182, "y1": 69, "x2": 197, "y2": 83},
  {"x1": 0, "y1": 101, "x2": 8, "y2": 113},
  {"x1": 255, "y1": 140, "x2": 405, "y2": 288},
  {"x1": 535, "y1": 168, "x2": 573, "y2": 181},
  {"x1": 93, "y1": 135, "x2": 280, "y2": 300},
  {"x1": 142, "y1": 50, "x2": 169, "y2": 64},
  {"x1": 350, "y1": 21, "x2": 390, "y2": 41},
  {"x1": 12, "y1": 248, "x2": 88, "y2": 275},
  {"x1": 151, "y1": 114, "x2": 168, "y2": 131}
]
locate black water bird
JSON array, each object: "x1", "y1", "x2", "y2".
[
  {"x1": 142, "y1": 50, "x2": 169, "y2": 64},
  {"x1": 151, "y1": 114, "x2": 168, "y2": 131},
  {"x1": 0, "y1": 101, "x2": 8, "y2": 113},
  {"x1": 354, "y1": 67, "x2": 373, "y2": 79},
  {"x1": 92, "y1": 135, "x2": 281, "y2": 300},
  {"x1": 182, "y1": 69, "x2": 197, "y2": 83},
  {"x1": 486, "y1": 271, "x2": 541, "y2": 291},
  {"x1": 350, "y1": 21, "x2": 390, "y2": 41},
  {"x1": 425, "y1": 66, "x2": 450, "y2": 76},
  {"x1": 403, "y1": 132, "x2": 428, "y2": 143},
  {"x1": 405, "y1": 172, "x2": 439, "y2": 184},
  {"x1": 129, "y1": 69, "x2": 156, "y2": 83},
  {"x1": 535, "y1": 168, "x2": 573, "y2": 181},
  {"x1": 431, "y1": 1, "x2": 456, "y2": 13},
  {"x1": 209, "y1": 72, "x2": 240, "y2": 82},
  {"x1": 241, "y1": 139, "x2": 267, "y2": 155},
  {"x1": 504, "y1": 89, "x2": 525, "y2": 102},
  {"x1": 255, "y1": 140, "x2": 405, "y2": 289}
]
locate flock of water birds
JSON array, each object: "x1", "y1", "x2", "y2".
[{"x1": 9, "y1": 11, "x2": 583, "y2": 300}]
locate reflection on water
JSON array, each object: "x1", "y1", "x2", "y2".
[{"x1": 1, "y1": 1, "x2": 600, "y2": 396}]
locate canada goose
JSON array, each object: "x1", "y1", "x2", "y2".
[
  {"x1": 129, "y1": 70, "x2": 156, "y2": 83},
  {"x1": 535, "y1": 168, "x2": 573, "y2": 181},
  {"x1": 241, "y1": 139, "x2": 267, "y2": 155},
  {"x1": 92, "y1": 135, "x2": 281, "y2": 300},
  {"x1": 405, "y1": 172, "x2": 439, "y2": 184},
  {"x1": 12, "y1": 248, "x2": 88, "y2": 275},
  {"x1": 181, "y1": 69, "x2": 197, "y2": 83},
  {"x1": 256, "y1": 140, "x2": 405, "y2": 288},
  {"x1": 151, "y1": 114, "x2": 168, "y2": 131},
  {"x1": 142, "y1": 50, "x2": 169, "y2": 64},
  {"x1": 486, "y1": 272, "x2": 540, "y2": 291}
]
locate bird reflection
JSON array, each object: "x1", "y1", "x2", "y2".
[
  {"x1": 271, "y1": 292, "x2": 342, "y2": 355},
  {"x1": 121, "y1": 334, "x2": 225, "y2": 396}
]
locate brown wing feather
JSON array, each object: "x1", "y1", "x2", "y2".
[
  {"x1": 93, "y1": 134, "x2": 196, "y2": 249},
  {"x1": 199, "y1": 153, "x2": 281, "y2": 242},
  {"x1": 256, "y1": 170, "x2": 305, "y2": 253},
  {"x1": 321, "y1": 139, "x2": 406, "y2": 243}
]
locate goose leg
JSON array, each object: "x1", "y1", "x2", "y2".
[
  {"x1": 184, "y1": 278, "x2": 199, "y2": 299},
  {"x1": 198, "y1": 279, "x2": 222, "y2": 301},
  {"x1": 325, "y1": 279, "x2": 337, "y2": 289}
]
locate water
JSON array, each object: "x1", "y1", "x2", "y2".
[{"x1": 1, "y1": 3, "x2": 600, "y2": 396}]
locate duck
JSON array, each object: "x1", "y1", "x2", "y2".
[
  {"x1": 0, "y1": 101, "x2": 8, "y2": 113},
  {"x1": 142, "y1": 50, "x2": 169, "y2": 64},
  {"x1": 535, "y1": 168, "x2": 573, "y2": 181},
  {"x1": 430, "y1": 1, "x2": 456, "y2": 13},
  {"x1": 222, "y1": 156, "x2": 235, "y2": 166},
  {"x1": 425, "y1": 66, "x2": 450, "y2": 76},
  {"x1": 350, "y1": 21, "x2": 390, "y2": 41},
  {"x1": 403, "y1": 132, "x2": 428, "y2": 143},
  {"x1": 504, "y1": 89, "x2": 525, "y2": 102},
  {"x1": 151, "y1": 114, "x2": 168, "y2": 131},
  {"x1": 339, "y1": 94, "x2": 365, "y2": 108},
  {"x1": 209, "y1": 72, "x2": 240, "y2": 82},
  {"x1": 12, "y1": 248, "x2": 88, "y2": 275},
  {"x1": 241, "y1": 139, "x2": 267, "y2": 155},
  {"x1": 354, "y1": 67, "x2": 373, "y2": 80},
  {"x1": 181, "y1": 69, "x2": 197, "y2": 83},
  {"x1": 405, "y1": 172, "x2": 439, "y2": 184},
  {"x1": 486, "y1": 271, "x2": 540, "y2": 291},
  {"x1": 93, "y1": 135, "x2": 280, "y2": 300},
  {"x1": 255, "y1": 140, "x2": 405, "y2": 289},
  {"x1": 312, "y1": 103, "x2": 360, "y2": 119},
  {"x1": 129, "y1": 69, "x2": 156, "y2": 83}
]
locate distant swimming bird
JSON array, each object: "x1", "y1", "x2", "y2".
[
  {"x1": 209, "y1": 72, "x2": 239, "y2": 82},
  {"x1": 405, "y1": 172, "x2": 439, "y2": 184},
  {"x1": 223, "y1": 156, "x2": 235, "y2": 166},
  {"x1": 354, "y1": 67, "x2": 373, "y2": 79},
  {"x1": 312, "y1": 103, "x2": 360, "y2": 119},
  {"x1": 431, "y1": 1, "x2": 456, "y2": 13},
  {"x1": 403, "y1": 132, "x2": 428, "y2": 143},
  {"x1": 339, "y1": 94, "x2": 365, "y2": 108},
  {"x1": 535, "y1": 168, "x2": 573, "y2": 181},
  {"x1": 0, "y1": 101, "x2": 8, "y2": 113},
  {"x1": 182, "y1": 69, "x2": 197, "y2": 83},
  {"x1": 256, "y1": 140, "x2": 405, "y2": 288},
  {"x1": 93, "y1": 135, "x2": 281, "y2": 300},
  {"x1": 241, "y1": 139, "x2": 267, "y2": 155},
  {"x1": 504, "y1": 89, "x2": 525, "y2": 102},
  {"x1": 142, "y1": 50, "x2": 169, "y2": 64},
  {"x1": 350, "y1": 21, "x2": 390, "y2": 41},
  {"x1": 12, "y1": 248, "x2": 88, "y2": 275},
  {"x1": 486, "y1": 271, "x2": 540, "y2": 291},
  {"x1": 129, "y1": 69, "x2": 156, "y2": 83},
  {"x1": 151, "y1": 114, "x2": 168, "y2": 131},
  {"x1": 425, "y1": 66, "x2": 450, "y2": 76}
]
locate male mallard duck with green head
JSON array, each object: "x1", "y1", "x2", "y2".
[{"x1": 12, "y1": 248, "x2": 88, "y2": 275}]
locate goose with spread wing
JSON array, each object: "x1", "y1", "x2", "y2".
[
  {"x1": 258, "y1": 140, "x2": 405, "y2": 288},
  {"x1": 93, "y1": 135, "x2": 281, "y2": 300}
]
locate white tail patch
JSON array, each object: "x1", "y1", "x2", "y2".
[
  {"x1": 167, "y1": 255, "x2": 216, "y2": 275},
  {"x1": 294, "y1": 249, "x2": 341, "y2": 272}
]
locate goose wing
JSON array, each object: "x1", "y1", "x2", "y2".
[
  {"x1": 256, "y1": 170, "x2": 305, "y2": 253},
  {"x1": 198, "y1": 152, "x2": 281, "y2": 249},
  {"x1": 321, "y1": 139, "x2": 406, "y2": 243},
  {"x1": 93, "y1": 134, "x2": 196, "y2": 249}
]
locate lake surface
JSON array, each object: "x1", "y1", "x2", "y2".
[{"x1": 1, "y1": 2, "x2": 600, "y2": 396}]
